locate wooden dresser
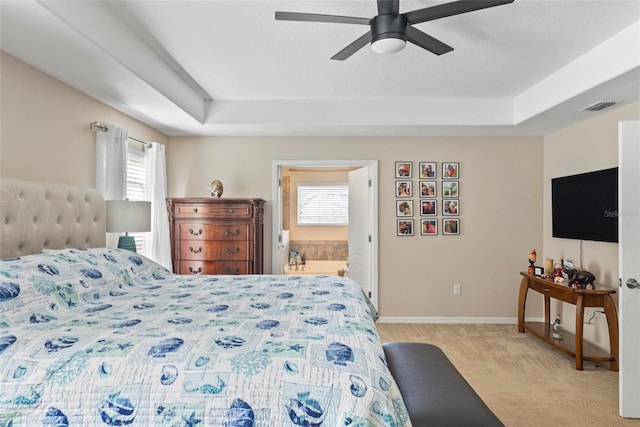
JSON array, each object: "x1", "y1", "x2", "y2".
[{"x1": 167, "y1": 198, "x2": 265, "y2": 275}]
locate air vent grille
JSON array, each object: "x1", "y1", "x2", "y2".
[{"x1": 580, "y1": 101, "x2": 617, "y2": 112}]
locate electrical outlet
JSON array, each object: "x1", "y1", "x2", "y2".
[{"x1": 453, "y1": 284, "x2": 461, "y2": 296}]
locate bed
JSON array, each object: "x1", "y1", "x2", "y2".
[{"x1": 0, "y1": 178, "x2": 411, "y2": 426}]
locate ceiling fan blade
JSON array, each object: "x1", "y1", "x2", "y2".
[
  {"x1": 406, "y1": 26, "x2": 453, "y2": 55},
  {"x1": 275, "y1": 11, "x2": 370, "y2": 25},
  {"x1": 405, "y1": 0, "x2": 514, "y2": 25},
  {"x1": 377, "y1": 0, "x2": 399, "y2": 15},
  {"x1": 331, "y1": 31, "x2": 372, "y2": 60}
]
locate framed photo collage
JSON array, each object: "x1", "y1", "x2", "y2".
[{"x1": 395, "y1": 161, "x2": 460, "y2": 236}]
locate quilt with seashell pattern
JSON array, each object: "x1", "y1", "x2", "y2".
[{"x1": 0, "y1": 248, "x2": 410, "y2": 426}]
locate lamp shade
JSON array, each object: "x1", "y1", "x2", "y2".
[{"x1": 105, "y1": 200, "x2": 151, "y2": 233}]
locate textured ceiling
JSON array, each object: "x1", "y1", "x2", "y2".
[{"x1": 1, "y1": 0, "x2": 639, "y2": 136}]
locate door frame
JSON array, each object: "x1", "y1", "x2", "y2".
[{"x1": 271, "y1": 159, "x2": 379, "y2": 308}]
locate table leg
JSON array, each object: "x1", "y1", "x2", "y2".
[
  {"x1": 518, "y1": 277, "x2": 528, "y2": 332},
  {"x1": 544, "y1": 295, "x2": 550, "y2": 326},
  {"x1": 575, "y1": 294, "x2": 585, "y2": 370},
  {"x1": 603, "y1": 294, "x2": 619, "y2": 371}
]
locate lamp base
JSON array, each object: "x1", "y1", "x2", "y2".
[{"x1": 117, "y1": 235, "x2": 137, "y2": 252}]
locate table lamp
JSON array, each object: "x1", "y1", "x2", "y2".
[{"x1": 105, "y1": 200, "x2": 151, "y2": 252}]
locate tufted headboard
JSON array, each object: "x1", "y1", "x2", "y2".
[{"x1": 0, "y1": 178, "x2": 106, "y2": 258}]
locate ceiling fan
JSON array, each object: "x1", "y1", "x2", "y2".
[{"x1": 275, "y1": 0, "x2": 514, "y2": 60}]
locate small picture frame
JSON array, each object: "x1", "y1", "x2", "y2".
[
  {"x1": 419, "y1": 162, "x2": 436, "y2": 179},
  {"x1": 443, "y1": 199, "x2": 460, "y2": 216},
  {"x1": 420, "y1": 199, "x2": 437, "y2": 216},
  {"x1": 534, "y1": 266, "x2": 545, "y2": 277},
  {"x1": 396, "y1": 180, "x2": 413, "y2": 197},
  {"x1": 443, "y1": 218, "x2": 460, "y2": 235},
  {"x1": 442, "y1": 181, "x2": 459, "y2": 198},
  {"x1": 396, "y1": 200, "x2": 413, "y2": 217},
  {"x1": 442, "y1": 162, "x2": 459, "y2": 179},
  {"x1": 397, "y1": 219, "x2": 414, "y2": 236},
  {"x1": 421, "y1": 218, "x2": 438, "y2": 235},
  {"x1": 419, "y1": 181, "x2": 437, "y2": 197},
  {"x1": 395, "y1": 161, "x2": 412, "y2": 179}
]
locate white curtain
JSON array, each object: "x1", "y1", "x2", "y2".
[
  {"x1": 95, "y1": 124, "x2": 127, "y2": 248},
  {"x1": 145, "y1": 142, "x2": 172, "y2": 271}
]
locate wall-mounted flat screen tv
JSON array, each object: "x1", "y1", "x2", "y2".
[{"x1": 551, "y1": 167, "x2": 618, "y2": 243}]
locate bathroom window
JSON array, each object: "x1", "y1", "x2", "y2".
[{"x1": 297, "y1": 183, "x2": 348, "y2": 226}]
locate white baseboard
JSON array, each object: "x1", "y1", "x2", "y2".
[{"x1": 377, "y1": 316, "x2": 545, "y2": 324}]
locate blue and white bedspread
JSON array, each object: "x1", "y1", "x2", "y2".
[{"x1": 0, "y1": 248, "x2": 410, "y2": 426}]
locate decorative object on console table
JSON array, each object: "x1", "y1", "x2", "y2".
[
  {"x1": 563, "y1": 265, "x2": 596, "y2": 289},
  {"x1": 167, "y1": 198, "x2": 264, "y2": 275},
  {"x1": 528, "y1": 249, "x2": 536, "y2": 275},
  {"x1": 106, "y1": 200, "x2": 151, "y2": 252},
  {"x1": 545, "y1": 258, "x2": 554, "y2": 279}
]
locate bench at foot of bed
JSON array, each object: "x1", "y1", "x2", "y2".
[{"x1": 383, "y1": 342, "x2": 504, "y2": 427}]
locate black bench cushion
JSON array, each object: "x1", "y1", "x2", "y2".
[{"x1": 383, "y1": 342, "x2": 503, "y2": 427}]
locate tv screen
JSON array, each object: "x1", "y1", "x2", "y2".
[{"x1": 551, "y1": 167, "x2": 618, "y2": 243}]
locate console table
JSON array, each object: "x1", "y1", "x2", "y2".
[{"x1": 517, "y1": 272, "x2": 618, "y2": 371}]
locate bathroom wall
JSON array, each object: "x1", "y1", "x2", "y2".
[{"x1": 284, "y1": 167, "x2": 349, "y2": 261}]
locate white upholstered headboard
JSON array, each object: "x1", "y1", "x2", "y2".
[{"x1": 0, "y1": 178, "x2": 106, "y2": 258}]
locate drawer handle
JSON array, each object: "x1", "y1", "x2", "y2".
[
  {"x1": 189, "y1": 228, "x2": 203, "y2": 235},
  {"x1": 188, "y1": 266, "x2": 202, "y2": 274},
  {"x1": 228, "y1": 208, "x2": 234, "y2": 213},
  {"x1": 224, "y1": 229, "x2": 241, "y2": 236},
  {"x1": 225, "y1": 247, "x2": 241, "y2": 254},
  {"x1": 224, "y1": 267, "x2": 240, "y2": 275},
  {"x1": 192, "y1": 208, "x2": 198, "y2": 213},
  {"x1": 189, "y1": 246, "x2": 203, "y2": 253},
  {"x1": 543, "y1": 288, "x2": 550, "y2": 292}
]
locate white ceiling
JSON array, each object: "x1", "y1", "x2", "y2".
[{"x1": 1, "y1": 0, "x2": 639, "y2": 137}]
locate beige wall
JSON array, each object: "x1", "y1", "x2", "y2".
[
  {"x1": 543, "y1": 100, "x2": 640, "y2": 350},
  {"x1": 0, "y1": 51, "x2": 168, "y2": 186},
  {"x1": 166, "y1": 135, "x2": 544, "y2": 319}
]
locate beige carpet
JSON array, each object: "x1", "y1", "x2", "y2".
[{"x1": 376, "y1": 323, "x2": 638, "y2": 427}]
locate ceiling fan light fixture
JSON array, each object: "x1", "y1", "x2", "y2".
[{"x1": 371, "y1": 37, "x2": 406, "y2": 54}]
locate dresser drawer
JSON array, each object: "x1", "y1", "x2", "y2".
[
  {"x1": 174, "y1": 203, "x2": 253, "y2": 219},
  {"x1": 178, "y1": 261, "x2": 249, "y2": 275},
  {"x1": 178, "y1": 223, "x2": 249, "y2": 240},
  {"x1": 180, "y1": 240, "x2": 248, "y2": 260}
]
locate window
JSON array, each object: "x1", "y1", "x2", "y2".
[
  {"x1": 297, "y1": 183, "x2": 348, "y2": 226},
  {"x1": 126, "y1": 141, "x2": 147, "y2": 253}
]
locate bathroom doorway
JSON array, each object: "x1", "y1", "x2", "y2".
[{"x1": 272, "y1": 160, "x2": 379, "y2": 309}]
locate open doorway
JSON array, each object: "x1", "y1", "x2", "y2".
[{"x1": 272, "y1": 160, "x2": 379, "y2": 309}]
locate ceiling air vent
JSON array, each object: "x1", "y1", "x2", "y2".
[{"x1": 579, "y1": 101, "x2": 617, "y2": 112}]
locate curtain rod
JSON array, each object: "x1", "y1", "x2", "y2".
[{"x1": 90, "y1": 121, "x2": 151, "y2": 148}]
